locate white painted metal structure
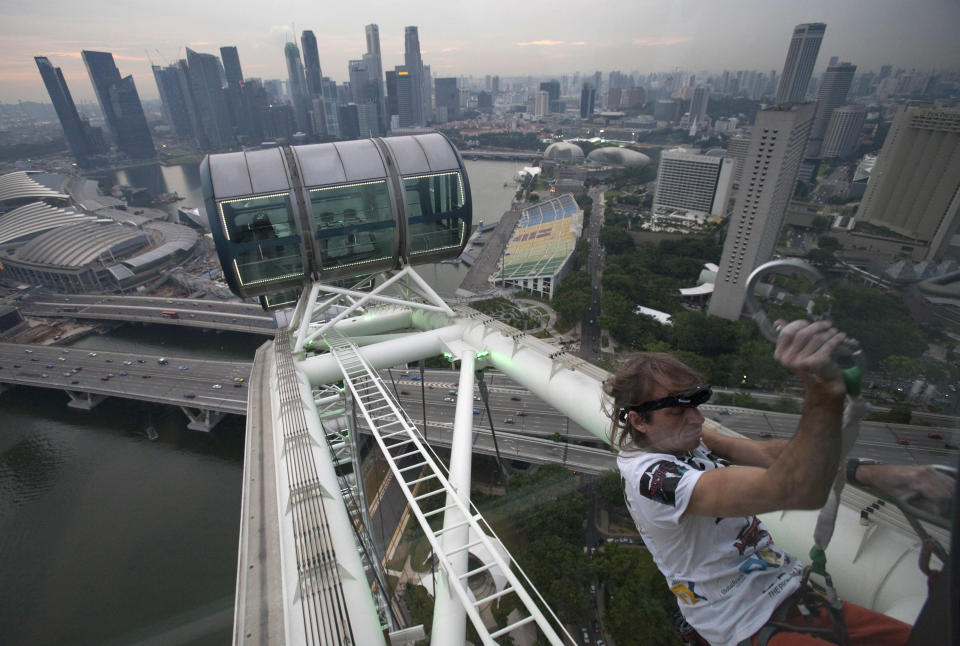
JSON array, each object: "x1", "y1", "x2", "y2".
[{"x1": 256, "y1": 265, "x2": 945, "y2": 645}]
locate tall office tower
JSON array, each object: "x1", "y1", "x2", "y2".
[
  {"x1": 422, "y1": 64, "x2": 433, "y2": 121},
  {"x1": 492, "y1": 75, "x2": 500, "y2": 95},
  {"x1": 435, "y1": 77, "x2": 458, "y2": 122},
  {"x1": 152, "y1": 64, "x2": 194, "y2": 140},
  {"x1": 404, "y1": 26, "x2": 424, "y2": 125},
  {"x1": 689, "y1": 85, "x2": 710, "y2": 127},
  {"x1": 774, "y1": 23, "x2": 826, "y2": 104},
  {"x1": 580, "y1": 83, "x2": 596, "y2": 119},
  {"x1": 623, "y1": 87, "x2": 646, "y2": 109},
  {"x1": 540, "y1": 80, "x2": 561, "y2": 113},
  {"x1": 385, "y1": 70, "x2": 399, "y2": 126},
  {"x1": 708, "y1": 103, "x2": 816, "y2": 320},
  {"x1": 364, "y1": 24, "x2": 386, "y2": 132},
  {"x1": 220, "y1": 46, "x2": 243, "y2": 89},
  {"x1": 81, "y1": 50, "x2": 155, "y2": 158},
  {"x1": 606, "y1": 88, "x2": 622, "y2": 110},
  {"x1": 319, "y1": 77, "x2": 340, "y2": 137},
  {"x1": 653, "y1": 148, "x2": 734, "y2": 217},
  {"x1": 821, "y1": 105, "x2": 866, "y2": 159},
  {"x1": 35, "y1": 56, "x2": 96, "y2": 166},
  {"x1": 300, "y1": 31, "x2": 323, "y2": 97},
  {"x1": 534, "y1": 91, "x2": 549, "y2": 119},
  {"x1": 806, "y1": 62, "x2": 856, "y2": 157},
  {"x1": 284, "y1": 42, "x2": 312, "y2": 137},
  {"x1": 828, "y1": 56, "x2": 839, "y2": 67},
  {"x1": 858, "y1": 106, "x2": 960, "y2": 260},
  {"x1": 654, "y1": 99, "x2": 680, "y2": 122},
  {"x1": 182, "y1": 48, "x2": 235, "y2": 149},
  {"x1": 593, "y1": 71, "x2": 602, "y2": 96},
  {"x1": 394, "y1": 66, "x2": 418, "y2": 127},
  {"x1": 726, "y1": 132, "x2": 752, "y2": 185}
]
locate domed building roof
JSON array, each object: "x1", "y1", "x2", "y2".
[
  {"x1": 543, "y1": 141, "x2": 585, "y2": 161},
  {"x1": 586, "y1": 147, "x2": 651, "y2": 168}
]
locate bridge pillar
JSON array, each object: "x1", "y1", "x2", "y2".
[
  {"x1": 180, "y1": 406, "x2": 226, "y2": 432},
  {"x1": 66, "y1": 390, "x2": 107, "y2": 410}
]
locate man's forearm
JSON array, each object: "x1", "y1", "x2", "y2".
[{"x1": 765, "y1": 384, "x2": 845, "y2": 508}]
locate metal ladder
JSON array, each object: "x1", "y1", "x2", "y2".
[{"x1": 322, "y1": 329, "x2": 567, "y2": 646}]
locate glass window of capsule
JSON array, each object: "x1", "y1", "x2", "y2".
[
  {"x1": 218, "y1": 193, "x2": 305, "y2": 286},
  {"x1": 404, "y1": 172, "x2": 466, "y2": 257}
]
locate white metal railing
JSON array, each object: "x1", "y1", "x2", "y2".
[{"x1": 322, "y1": 328, "x2": 569, "y2": 646}]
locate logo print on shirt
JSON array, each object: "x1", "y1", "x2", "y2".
[
  {"x1": 639, "y1": 461, "x2": 688, "y2": 506},
  {"x1": 671, "y1": 581, "x2": 708, "y2": 605},
  {"x1": 739, "y1": 549, "x2": 783, "y2": 574},
  {"x1": 733, "y1": 517, "x2": 770, "y2": 555}
]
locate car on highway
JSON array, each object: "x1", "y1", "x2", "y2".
[
  {"x1": 24, "y1": 349, "x2": 32, "y2": 354},
  {"x1": 233, "y1": 377, "x2": 245, "y2": 383},
  {"x1": 178, "y1": 365, "x2": 188, "y2": 371},
  {"x1": 71, "y1": 380, "x2": 79, "y2": 385},
  {"x1": 504, "y1": 418, "x2": 514, "y2": 424},
  {"x1": 142, "y1": 375, "x2": 151, "y2": 379},
  {"x1": 123, "y1": 361, "x2": 132, "y2": 366},
  {"x1": 100, "y1": 376, "x2": 110, "y2": 381},
  {"x1": 183, "y1": 392, "x2": 196, "y2": 399},
  {"x1": 410, "y1": 375, "x2": 422, "y2": 381},
  {"x1": 41, "y1": 373, "x2": 48, "y2": 378},
  {"x1": 87, "y1": 352, "x2": 96, "y2": 357},
  {"x1": 57, "y1": 357, "x2": 66, "y2": 361},
  {"x1": 510, "y1": 396, "x2": 522, "y2": 401},
  {"x1": 473, "y1": 408, "x2": 481, "y2": 414},
  {"x1": 516, "y1": 411, "x2": 527, "y2": 416},
  {"x1": 212, "y1": 384, "x2": 223, "y2": 389},
  {"x1": 928, "y1": 432, "x2": 944, "y2": 440},
  {"x1": 45, "y1": 364, "x2": 53, "y2": 369},
  {"x1": 400, "y1": 390, "x2": 409, "y2": 395},
  {"x1": 760, "y1": 432, "x2": 773, "y2": 438},
  {"x1": 119, "y1": 371, "x2": 128, "y2": 376},
  {"x1": 443, "y1": 397, "x2": 455, "y2": 402},
  {"x1": 896, "y1": 439, "x2": 909, "y2": 445}
]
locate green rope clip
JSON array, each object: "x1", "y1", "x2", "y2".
[
  {"x1": 809, "y1": 545, "x2": 828, "y2": 576},
  {"x1": 842, "y1": 365, "x2": 861, "y2": 397}
]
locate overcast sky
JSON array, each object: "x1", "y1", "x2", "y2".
[{"x1": 2, "y1": 0, "x2": 959, "y2": 104}]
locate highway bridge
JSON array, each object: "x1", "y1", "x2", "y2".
[
  {"x1": 0, "y1": 342, "x2": 251, "y2": 430},
  {"x1": 458, "y1": 148, "x2": 542, "y2": 162},
  {"x1": 15, "y1": 293, "x2": 276, "y2": 335}
]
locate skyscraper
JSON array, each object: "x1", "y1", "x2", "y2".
[
  {"x1": 806, "y1": 62, "x2": 856, "y2": 158},
  {"x1": 534, "y1": 91, "x2": 549, "y2": 119},
  {"x1": 183, "y1": 48, "x2": 236, "y2": 149},
  {"x1": 220, "y1": 46, "x2": 244, "y2": 89},
  {"x1": 284, "y1": 42, "x2": 312, "y2": 137},
  {"x1": 82, "y1": 50, "x2": 155, "y2": 158},
  {"x1": 821, "y1": 105, "x2": 866, "y2": 159},
  {"x1": 708, "y1": 103, "x2": 816, "y2": 320},
  {"x1": 654, "y1": 148, "x2": 734, "y2": 217},
  {"x1": 152, "y1": 63, "x2": 194, "y2": 140},
  {"x1": 365, "y1": 24, "x2": 387, "y2": 132},
  {"x1": 580, "y1": 83, "x2": 596, "y2": 119},
  {"x1": 35, "y1": 56, "x2": 97, "y2": 166},
  {"x1": 774, "y1": 23, "x2": 826, "y2": 104},
  {"x1": 393, "y1": 66, "x2": 417, "y2": 128},
  {"x1": 540, "y1": 80, "x2": 561, "y2": 113},
  {"x1": 404, "y1": 27, "x2": 424, "y2": 125},
  {"x1": 435, "y1": 77, "x2": 459, "y2": 122},
  {"x1": 689, "y1": 86, "x2": 710, "y2": 128},
  {"x1": 857, "y1": 106, "x2": 960, "y2": 260}
]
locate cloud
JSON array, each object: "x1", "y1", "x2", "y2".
[
  {"x1": 632, "y1": 36, "x2": 692, "y2": 47},
  {"x1": 516, "y1": 40, "x2": 565, "y2": 47},
  {"x1": 441, "y1": 47, "x2": 458, "y2": 53},
  {"x1": 572, "y1": 41, "x2": 586, "y2": 46}
]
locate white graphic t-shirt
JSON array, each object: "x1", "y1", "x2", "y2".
[{"x1": 618, "y1": 441, "x2": 802, "y2": 646}]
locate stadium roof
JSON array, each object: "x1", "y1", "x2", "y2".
[
  {"x1": 0, "y1": 201, "x2": 101, "y2": 245},
  {"x1": 0, "y1": 171, "x2": 68, "y2": 205},
  {"x1": 499, "y1": 194, "x2": 582, "y2": 280},
  {"x1": 8, "y1": 220, "x2": 150, "y2": 268},
  {"x1": 586, "y1": 147, "x2": 650, "y2": 168}
]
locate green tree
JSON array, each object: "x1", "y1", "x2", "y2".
[
  {"x1": 829, "y1": 283, "x2": 926, "y2": 361},
  {"x1": 596, "y1": 470, "x2": 625, "y2": 507}
]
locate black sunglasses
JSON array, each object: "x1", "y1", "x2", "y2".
[{"x1": 618, "y1": 385, "x2": 712, "y2": 422}]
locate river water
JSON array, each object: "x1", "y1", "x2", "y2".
[{"x1": 0, "y1": 159, "x2": 518, "y2": 645}]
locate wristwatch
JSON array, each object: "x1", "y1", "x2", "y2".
[{"x1": 846, "y1": 458, "x2": 879, "y2": 487}]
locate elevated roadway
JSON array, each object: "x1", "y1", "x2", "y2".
[
  {"x1": 16, "y1": 293, "x2": 276, "y2": 334},
  {"x1": 0, "y1": 342, "x2": 250, "y2": 428}
]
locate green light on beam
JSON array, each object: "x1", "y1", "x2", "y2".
[
  {"x1": 476, "y1": 351, "x2": 490, "y2": 358},
  {"x1": 443, "y1": 352, "x2": 454, "y2": 360},
  {"x1": 306, "y1": 339, "x2": 314, "y2": 346}
]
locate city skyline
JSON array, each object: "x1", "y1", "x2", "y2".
[{"x1": 3, "y1": 0, "x2": 959, "y2": 104}]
